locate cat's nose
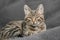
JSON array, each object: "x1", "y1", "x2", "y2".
[{"x1": 33, "y1": 21, "x2": 36, "y2": 24}]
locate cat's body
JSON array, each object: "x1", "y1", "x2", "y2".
[
  {"x1": 0, "y1": 4, "x2": 46, "y2": 40},
  {"x1": 0, "y1": 20, "x2": 23, "y2": 40}
]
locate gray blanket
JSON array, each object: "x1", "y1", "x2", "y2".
[{"x1": 0, "y1": 0, "x2": 60, "y2": 40}]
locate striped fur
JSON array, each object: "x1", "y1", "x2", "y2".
[
  {"x1": 23, "y1": 4, "x2": 46, "y2": 36},
  {"x1": 0, "y1": 4, "x2": 46, "y2": 40},
  {"x1": 0, "y1": 21, "x2": 23, "y2": 40}
]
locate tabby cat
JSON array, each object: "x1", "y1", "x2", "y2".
[{"x1": 0, "y1": 4, "x2": 46, "y2": 40}]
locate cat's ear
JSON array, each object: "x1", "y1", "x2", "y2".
[
  {"x1": 36, "y1": 4, "x2": 44, "y2": 14},
  {"x1": 24, "y1": 5, "x2": 31, "y2": 15}
]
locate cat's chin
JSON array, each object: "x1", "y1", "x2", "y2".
[{"x1": 29, "y1": 27, "x2": 39, "y2": 31}]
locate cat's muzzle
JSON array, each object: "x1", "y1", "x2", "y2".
[{"x1": 30, "y1": 24, "x2": 38, "y2": 28}]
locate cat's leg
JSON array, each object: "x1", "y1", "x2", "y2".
[
  {"x1": 39, "y1": 23, "x2": 46, "y2": 32},
  {"x1": 0, "y1": 24, "x2": 22, "y2": 39}
]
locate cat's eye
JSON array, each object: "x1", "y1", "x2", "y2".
[
  {"x1": 26, "y1": 18, "x2": 31, "y2": 22},
  {"x1": 38, "y1": 19, "x2": 41, "y2": 21},
  {"x1": 27, "y1": 19, "x2": 31, "y2": 22}
]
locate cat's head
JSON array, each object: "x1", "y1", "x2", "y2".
[{"x1": 24, "y1": 4, "x2": 45, "y2": 28}]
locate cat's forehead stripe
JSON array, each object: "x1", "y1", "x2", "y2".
[{"x1": 31, "y1": 10, "x2": 36, "y2": 16}]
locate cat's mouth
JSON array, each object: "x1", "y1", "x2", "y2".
[
  {"x1": 29, "y1": 25, "x2": 38, "y2": 31},
  {"x1": 30, "y1": 25, "x2": 38, "y2": 28}
]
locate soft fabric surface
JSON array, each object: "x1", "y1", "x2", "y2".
[
  {"x1": 8, "y1": 26, "x2": 60, "y2": 40},
  {"x1": 0, "y1": 0, "x2": 60, "y2": 40}
]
